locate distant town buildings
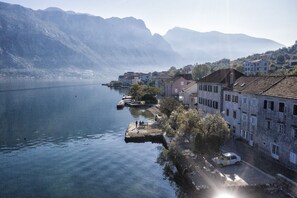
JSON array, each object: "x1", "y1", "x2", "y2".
[
  {"x1": 243, "y1": 59, "x2": 269, "y2": 75},
  {"x1": 118, "y1": 72, "x2": 151, "y2": 86}
]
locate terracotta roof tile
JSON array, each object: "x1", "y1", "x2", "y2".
[
  {"x1": 262, "y1": 76, "x2": 297, "y2": 100},
  {"x1": 233, "y1": 76, "x2": 285, "y2": 95}
]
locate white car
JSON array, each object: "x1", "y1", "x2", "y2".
[{"x1": 212, "y1": 152, "x2": 241, "y2": 166}]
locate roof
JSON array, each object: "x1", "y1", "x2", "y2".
[
  {"x1": 198, "y1": 69, "x2": 244, "y2": 87},
  {"x1": 262, "y1": 76, "x2": 297, "y2": 100},
  {"x1": 183, "y1": 81, "x2": 197, "y2": 90},
  {"x1": 233, "y1": 76, "x2": 285, "y2": 95},
  {"x1": 232, "y1": 75, "x2": 297, "y2": 100},
  {"x1": 169, "y1": 74, "x2": 193, "y2": 83}
]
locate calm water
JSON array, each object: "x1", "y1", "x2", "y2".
[{"x1": 0, "y1": 80, "x2": 179, "y2": 198}]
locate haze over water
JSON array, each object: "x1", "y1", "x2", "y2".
[{"x1": 0, "y1": 80, "x2": 179, "y2": 198}]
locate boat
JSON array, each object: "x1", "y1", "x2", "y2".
[
  {"x1": 122, "y1": 95, "x2": 134, "y2": 105},
  {"x1": 129, "y1": 101, "x2": 146, "y2": 107},
  {"x1": 117, "y1": 100, "x2": 125, "y2": 109}
]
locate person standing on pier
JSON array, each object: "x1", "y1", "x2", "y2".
[{"x1": 135, "y1": 121, "x2": 138, "y2": 128}]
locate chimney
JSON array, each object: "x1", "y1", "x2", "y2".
[{"x1": 230, "y1": 69, "x2": 235, "y2": 85}]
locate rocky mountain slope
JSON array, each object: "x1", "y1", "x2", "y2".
[
  {"x1": 0, "y1": 2, "x2": 180, "y2": 79},
  {"x1": 164, "y1": 27, "x2": 284, "y2": 64}
]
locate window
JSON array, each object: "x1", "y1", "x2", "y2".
[
  {"x1": 243, "y1": 98, "x2": 247, "y2": 104},
  {"x1": 208, "y1": 85, "x2": 212, "y2": 92},
  {"x1": 242, "y1": 113, "x2": 247, "y2": 121},
  {"x1": 181, "y1": 81, "x2": 184, "y2": 86},
  {"x1": 279, "y1": 102, "x2": 285, "y2": 112},
  {"x1": 208, "y1": 100, "x2": 212, "y2": 107},
  {"x1": 213, "y1": 101, "x2": 218, "y2": 109},
  {"x1": 233, "y1": 111, "x2": 237, "y2": 119},
  {"x1": 251, "y1": 98, "x2": 257, "y2": 107},
  {"x1": 268, "y1": 101, "x2": 274, "y2": 111},
  {"x1": 203, "y1": 85, "x2": 207, "y2": 91},
  {"x1": 290, "y1": 152, "x2": 297, "y2": 165},
  {"x1": 199, "y1": 85, "x2": 202, "y2": 90},
  {"x1": 278, "y1": 124, "x2": 284, "y2": 133},
  {"x1": 214, "y1": 86, "x2": 218, "y2": 93},
  {"x1": 234, "y1": 96, "x2": 238, "y2": 103},
  {"x1": 225, "y1": 94, "x2": 228, "y2": 101},
  {"x1": 267, "y1": 121, "x2": 271, "y2": 130},
  {"x1": 226, "y1": 109, "x2": 229, "y2": 116},
  {"x1": 294, "y1": 104, "x2": 297, "y2": 115},
  {"x1": 251, "y1": 116, "x2": 257, "y2": 126},
  {"x1": 264, "y1": 100, "x2": 267, "y2": 109},
  {"x1": 291, "y1": 128, "x2": 297, "y2": 139},
  {"x1": 271, "y1": 144, "x2": 279, "y2": 159}
]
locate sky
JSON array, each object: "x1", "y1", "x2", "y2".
[{"x1": 2, "y1": 0, "x2": 297, "y2": 46}]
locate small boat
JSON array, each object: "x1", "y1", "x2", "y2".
[
  {"x1": 129, "y1": 101, "x2": 146, "y2": 107},
  {"x1": 117, "y1": 100, "x2": 125, "y2": 109},
  {"x1": 122, "y1": 95, "x2": 134, "y2": 105}
]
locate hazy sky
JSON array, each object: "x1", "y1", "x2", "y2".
[{"x1": 2, "y1": 0, "x2": 297, "y2": 46}]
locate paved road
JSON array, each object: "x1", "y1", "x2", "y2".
[
  {"x1": 222, "y1": 139, "x2": 297, "y2": 182},
  {"x1": 214, "y1": 161, "x2": 275, "y2": 186}
]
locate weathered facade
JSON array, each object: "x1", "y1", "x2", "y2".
[
  {"x1": 255, "y1": 76, "x2": 297, "y2": 169},
  {"x1": 224, "y1": 75, "x2": 297, "y2": 170}
]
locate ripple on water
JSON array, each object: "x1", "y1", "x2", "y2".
[{"x1": 0, "y1": 133, "x2": 177, "y2": 198}]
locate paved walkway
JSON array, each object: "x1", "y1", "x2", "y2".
[{"x1": 221, "y1": 139, "x2": 297, "y2": 182}]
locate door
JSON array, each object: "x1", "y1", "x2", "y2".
[
  {"x1": 271, "y1": 144, "x2": 279, "y2": 160},
  {"x1": 249, "y1": 133, "x2": 254, "y2": 146}
]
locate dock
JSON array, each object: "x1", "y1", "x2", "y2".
[{"x1": 125, "y1": 122, "x2": 167, "y2": 147}]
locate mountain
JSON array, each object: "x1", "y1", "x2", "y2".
[
  {"x1": 0, "y1": 2, "x2": 180, "y2": 79},
  {"x1": 164, "y1": 27, "x2": 285, "y2": 64}
]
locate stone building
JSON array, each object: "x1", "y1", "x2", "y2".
[
  {"x1": 223, "y1": 75, "x2": 297, "y2": 170},
  {"x1": 197, "y1": 68, "x2": 244, "y2": 114}
]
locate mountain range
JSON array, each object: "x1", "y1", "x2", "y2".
[
  {"x1": 0, "y1": 2, "x2": 285, "y2": 79},
  {"x1": 164, "y1": 27, "x2": 284, "y2": 63}
]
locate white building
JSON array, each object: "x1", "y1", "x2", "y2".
[{"x1": 243, "y1": 59, "x2": 269, "y2": 76}]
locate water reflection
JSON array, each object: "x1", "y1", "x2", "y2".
[{"x1": 0, "y1": 82, "x2": 148, "y2": 150}]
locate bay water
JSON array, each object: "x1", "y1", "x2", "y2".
[{"x1": 0, "y1": 80, "x2": 180, "y2": 198}]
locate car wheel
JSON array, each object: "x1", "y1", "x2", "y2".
[{"x1": 235, "y1": 161, "x2": 240, "y2": 165}]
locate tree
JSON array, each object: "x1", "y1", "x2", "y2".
[
  {"x1": 159, "y1": 97, "x2": 181, "y2": 117},
  {"x1": 129, "y1": 84, "x2": 142, "y2": 100},
  {"x1": 128, "y1": 85, "x2": 160, "y2": 103},
  {"x1": 277, "y1": 54, "x2": 285, "y2": 64},
  {"x1": 191, "y1": 64, "x2": 210, "y2": 80},
  {"x1": 168, "y1": 66, "x2": 177, "y2": 76},
  {"x1": 289, "y1": 67, "x2": 297, "y2": 75}
]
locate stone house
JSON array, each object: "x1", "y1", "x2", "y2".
[
  {"x1": 164, "y1": 74, "x2": 193, "y2": 97},
  {"x1": 255, "y1": 76, "x2": 297, "y2": 169},
  {"x1": 224, "y1": 75, "x2": 297, "y2": 170},
  {"x1": 197, "y1": 69, "x2": 244, "y2": 114},
  {"x1": 229, "y1": 76, "x2": 284, "y2": 145}
]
